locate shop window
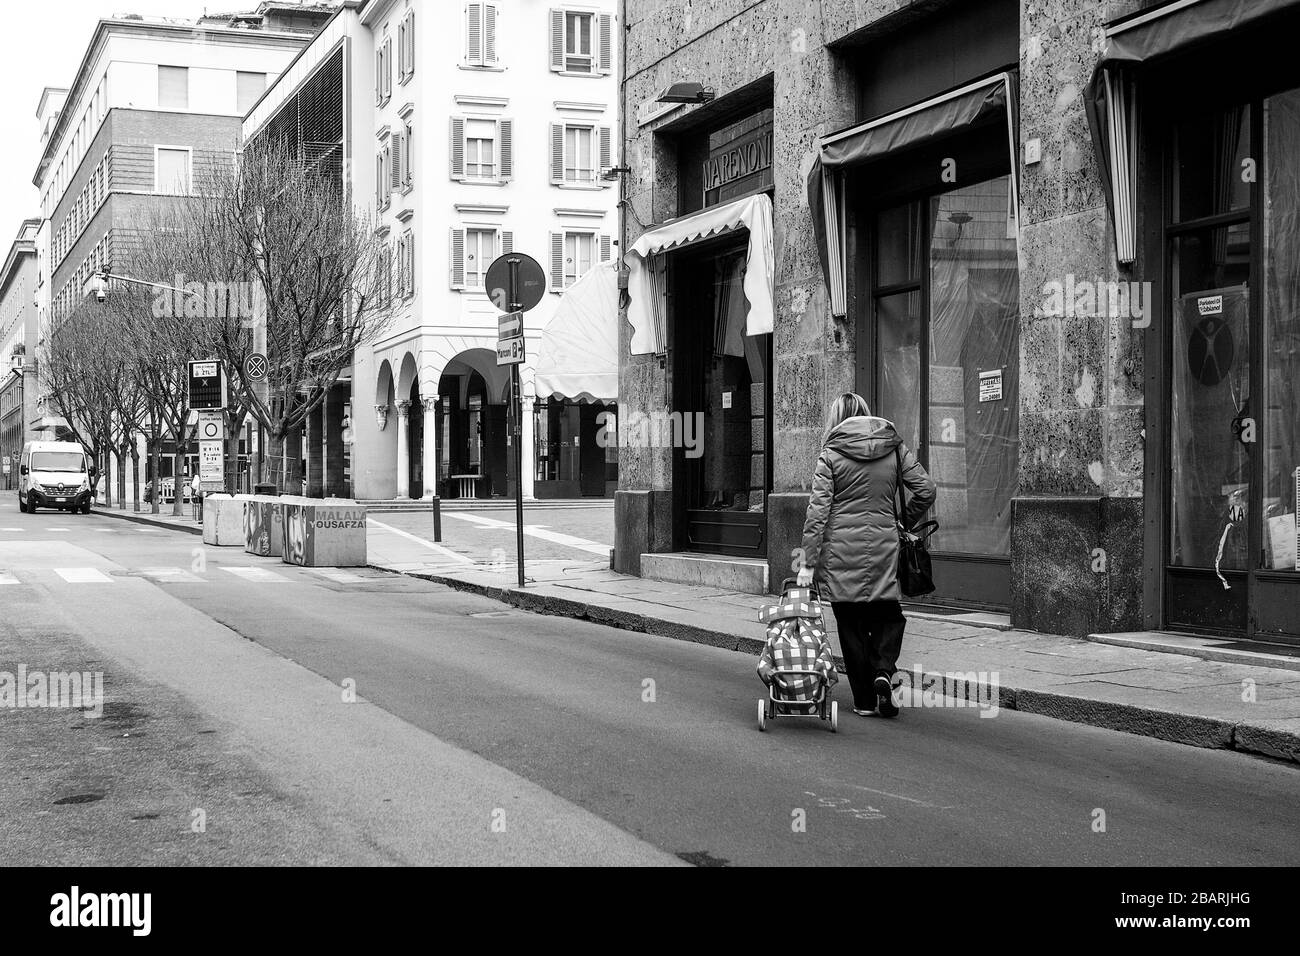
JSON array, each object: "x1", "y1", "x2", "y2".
[
  {"x1": 874, "y1": 175, "x2": 1020, "y2": 557},
  {"x1": 1261, "y1": 89, "x2": 1300, "y2": 572}
]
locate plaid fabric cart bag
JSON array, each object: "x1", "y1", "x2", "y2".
[{"x1": 755, "y1": 582, "x2": 839, "y2": 732}]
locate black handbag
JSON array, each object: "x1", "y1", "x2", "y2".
[{"x1": 893, "y1": 446, "x2": 938, "y2": 597}]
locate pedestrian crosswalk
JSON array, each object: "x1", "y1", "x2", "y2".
[
  {"x1": 53, "y1": 568, "x2": 113, "y2": 583},
  {"x1": 221, "y1": 566, "x2": 290, "y2": 583}
]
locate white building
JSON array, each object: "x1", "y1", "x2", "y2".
[
  {"x1": 246, "y1": 0, "x2": 620, "y2": 502},
  {"x1": 29, "y1": 4, "x2": 335, "y2": 494}
]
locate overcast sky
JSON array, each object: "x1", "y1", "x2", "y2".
[{"x1": 0, "y1": 1, "x2": 214, "y2": 247}]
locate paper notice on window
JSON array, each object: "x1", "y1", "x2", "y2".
[
  {"x1": 722, "y1": 391, "x2": 732, "y2": 409},
  {"x1": 978, "y1": 369, "x2": 1003, "y2": 403}
]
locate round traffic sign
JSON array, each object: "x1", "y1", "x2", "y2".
[
  {"x1": 485, "y1": 253, "x2": 546, "y2": 314},
  {"x1": 245, "y1": 352, "x2": 268, "y2": 382}
]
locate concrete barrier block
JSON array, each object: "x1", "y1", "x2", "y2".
[
  {"x1": 282, "y1": 498, "x2": 367, "y2": 567},
  {"x1": 202, "y1": 494, "x2": 248, "y2": 547},
  {"x1": 244, "y1": 495, "x2": 286, "y2": 557}
]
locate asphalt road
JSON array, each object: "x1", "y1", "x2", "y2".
[{"x1": 2, "y1": 507, "x2": 1297, "y2": 866}]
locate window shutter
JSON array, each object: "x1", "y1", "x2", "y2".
[
  {"x1": 550, "y1": 232, "x2": 564, "y2": 291},
  {"x1": 375, "y1": 49, "x2": 383, "y2": 104},
  {"x1": 598, "y1": 13, "x2": 613, "y2": 73},
  {"x1": 390, "y1": 130, "x2": 404, "y2": 189},
  {"x1": 450, "y1": 117, "x2": 465, "y2": 179},
  {"x1": 384, "y1": 39, "x2": 392, "y2": 98},
  {"x1": 467, "y1": 3, "x2": 483, "y2": 64},
  {"x1": 407, "y1": 11, "x2": 415, "y2": 77},
  {"x1": 599, "y1": 234, "x2": 611, "y2": 263},
  {"x1": 499, "y1": 119, "x2": 513, "y2": 180},
  {"x1": 406, "y1": 233, "x2": 416, "y2": 295},
  {"x1": 501, "y1": 230, "x2": 513, "y2": 254},
  {"x1": 598, "y1": 126, "x2": 612, "y2": 176},
  {"x1": 550, "y1": 123, "x2": 564, "y2": 184},
  {"x1": 450, "y1": 228, "x2": 466, "y2": 289},
  {"x1": 549, "y1": 9, "x2": 564, "y2": 71},
  {"x1": 484, "y1": 4, "x2": 498, "y2": 64}
]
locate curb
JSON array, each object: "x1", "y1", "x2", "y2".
[
  {"x1": 392, "y1": 567, "x2": 1300, "y2": 765},
  {"x1": 93, "y1": 508, "x2": 202, "y2": 535}
]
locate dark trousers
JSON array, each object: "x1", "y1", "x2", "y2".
[{"x1": 830, "y1": 600, "x2": 906, "y2": 709}]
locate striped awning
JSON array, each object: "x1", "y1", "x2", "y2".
[{"x1": 624, "y1": 193, "x2": 774, "y2": 355}]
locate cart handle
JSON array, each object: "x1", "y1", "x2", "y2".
[{"x1": 780, "y1": 578, "x2": 823, "y2": 600}]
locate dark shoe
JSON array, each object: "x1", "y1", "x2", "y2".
[
  {"x1": 875, "y1": 676, "x2": 899, "y2": 718},
  {"x1": 852, "y1": 705, "x2": 875, "y2": 716}
]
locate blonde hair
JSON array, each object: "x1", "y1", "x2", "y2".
[{"x1": 823, "y1": 392, "x2": 871, "y2": 439}]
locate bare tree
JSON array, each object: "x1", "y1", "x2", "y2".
[{"x1": 144, "y1": 139, "x2": 391, "y2": 492}]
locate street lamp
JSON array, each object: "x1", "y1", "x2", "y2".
[{"x1": 655, "y1": 82, "x2": 715, "y2": 104}]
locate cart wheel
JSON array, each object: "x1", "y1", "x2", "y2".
[
  {"x1": 830, "y1": 701, "x2": 838, "y2": 732},
  {"x1": 757, "y1": 698, "x2": 767, "y2": 731}
]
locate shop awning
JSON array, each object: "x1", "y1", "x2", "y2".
[
  {"x1": 808, "y1": 72, "x2": 1020, "y2": 318},
  {"x1": 1086, "y1": 0, "x2": 1300, "y2": 263},
  {"x1": 534, "y1": 260, "x2": 619, "y2": 403},
  {"x1": 624, "y1": 192, "x2": 774, "y2": 355}
]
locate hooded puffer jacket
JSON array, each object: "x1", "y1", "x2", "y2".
[{"x1": 800, "y1": 416, "x2": 937, "y2": 603}]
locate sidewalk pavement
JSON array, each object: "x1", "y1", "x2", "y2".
[{"x1": 94, "y1": 505, "x2": 1300, "y2": 764}]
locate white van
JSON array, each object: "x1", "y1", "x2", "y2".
[{"x1": 17, "y1": 441, "x2": 97, "y2": 514}]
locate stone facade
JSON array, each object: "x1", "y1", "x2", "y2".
[{"x1": 618, "y1": 0, "x2": 1149, "y2": 636}]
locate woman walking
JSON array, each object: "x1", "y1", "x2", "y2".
[{"x1": 797, "y1": 393, "x2": 936, "y2": 718}]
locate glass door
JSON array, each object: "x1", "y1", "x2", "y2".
[
  {"x1": 873, "y1": 175, "x2": 1021, "y2": 608},
  {"x1": 673, "y1": 238, "x2": 771, "y2": 557},
  {"x1": 1164, "y1": 88, "x2": 1300, "y2": 642}
]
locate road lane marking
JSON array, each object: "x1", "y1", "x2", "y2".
[
  {"x1": 1, "y1": 528, "x2": 22, "y2": 532},
  {"x1": 54, "y1": 568, "x2": 114, "y2": 584},
  {"x1": 140, "y1": 567, "x2": 204, "y2": 583},
  {"x1": 221, "y1": 566, "x2": 289, "y2": 583},
  {"x1": 367, "y1": 518, "x2": 473, "y2": 563},
  {"x1": 0, "y1": 571, "x2": 19, "y2": 585},
  {"x1": 444, "y1": 513, "x2": 610, "y2": 556},
  {"x1": 45, "y1": 527, "x2": 70, "y2": 532},
  {"x1": 305, "y1": 568, "x2": 365, "y2": 584}
]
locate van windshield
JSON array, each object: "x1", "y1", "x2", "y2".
[{"x1": 31, "y1": 452, "x2": 86, "y2": 472}]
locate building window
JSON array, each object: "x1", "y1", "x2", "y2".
[
  {"x1": 398, "y1": 10, "x2": 416, "y2": 82},
  {"x1": 549, "y1": 230, "x2": 609, "y2": 289},
  {"x1": 465, "y1": 119, "x2": 496, "y2": 179},
  {"x1": 377, "y1": 143, "x2": 391, "y2": 208},
  {"x1": 158, "y1": 65, "x2": 188, "y2": 109},
  {"x1": 465, "y1": 3, "x2": 498, "y2": 67},
  {"x1": 450, "y1": 117, "x2": 513, "y2": 182},
  {"x1": 155, "y1": 147, "x2": 191, "y2": 194},
  {"x1": 237, "y1": 71, "x2": 266, "y2": 113},
  {"x1": 465, "y1": 228, "x2": 496, "y2": 289},
  {"x1": 550, "y1": 123, "x2": 611, "y2": 184},
  {"x1": 402, "y1": 121, "x2": 414, "y2": 188},
  {"x1": 550, "y1": 9, "x2": 612, "y2": 75},
  {"x1": 450, "y1": 227, "x2": 504, "y2": 290},
  {"x1": 395, "y1": 231, "x2": 415, "y2": 298},
  {"x1": 376, "y1": 38, "x2": 392, "y2": 104}
]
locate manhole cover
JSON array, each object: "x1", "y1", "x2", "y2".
[{"x1": 53, "y1": 793, "x2": 105, "y2": 806}]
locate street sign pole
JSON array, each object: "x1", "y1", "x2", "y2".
[{"x1": 509, "y1": 257, "x2": 525, "y2": 589}]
